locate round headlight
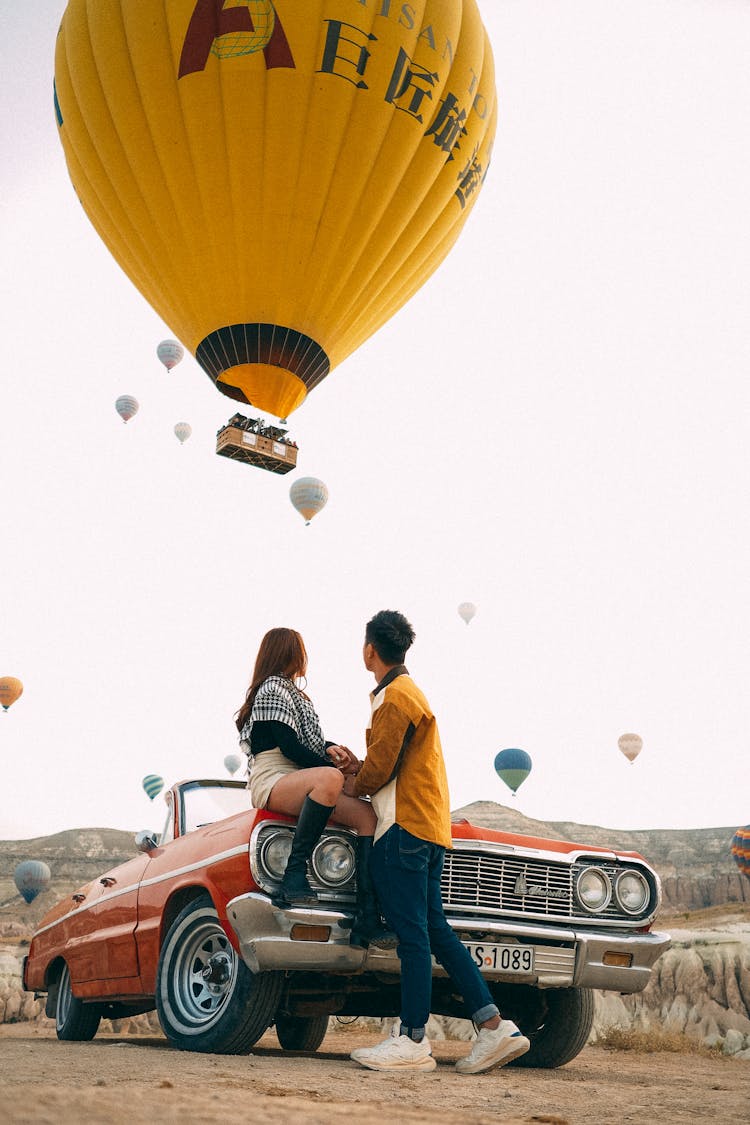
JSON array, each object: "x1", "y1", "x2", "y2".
[
  {"x1": 260, "y1": 830, "x2": 293, "y2": 880},
  {"x1": 615, "y1": 869, "x2": 650, "y2": 915},
  {"x1": 311, "y1": 836, "x2": 356, "y2": 886},
  {"x1": 576, "y1": 867, "x2": 611, "y2": 913}
]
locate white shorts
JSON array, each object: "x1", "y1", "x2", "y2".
[{"x1": 248, "y1": 747, "x2": 299, "y2": 809}]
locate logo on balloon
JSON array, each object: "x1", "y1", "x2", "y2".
[{"x1": 179, "y1": 0, "x2": 294, "y2": 77}]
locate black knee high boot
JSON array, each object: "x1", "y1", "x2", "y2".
[
  {"x1": 348, "y1": 836, "x2": 397, "y2": 949},
  {"x1": 272, "y1": 796, "x2": 334, "y2": 908}
]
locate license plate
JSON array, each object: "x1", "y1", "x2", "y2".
[{"x1": 463, "y1": 942, "x2": 534, "y2": 974}]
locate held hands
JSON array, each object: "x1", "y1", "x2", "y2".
[{"x1": 328, "y1": 745, "x2": 361, "y2": 777}]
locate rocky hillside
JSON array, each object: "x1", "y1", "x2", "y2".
[{"x1": 0, "y1": 828, "x2": 135, "y2": 935}]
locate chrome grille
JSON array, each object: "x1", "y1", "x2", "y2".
[{"x1": 441, "y1": 852, "x2": 647, "y2": 923}]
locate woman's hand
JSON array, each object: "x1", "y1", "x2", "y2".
[{"x1": 328, "y1": 745, "x2": 360, "y2": 775}]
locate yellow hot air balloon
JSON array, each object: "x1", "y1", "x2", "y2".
[
  {"x1": 53, "y1": 1, "x2": 497, "y2": 421},
  {"x1": 0, "y1": 677, "x2": 23, "y2": 711}
]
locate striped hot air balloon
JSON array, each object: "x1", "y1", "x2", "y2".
[
  {"x1": 494, "y1": 748, "x2": 532, "y2": 797},
  {"x1": 157, "y1": 339, "x2": 185, "y2": 371},
  {"x1": 115, "y1": 395, "x2": 139, "y2": 423},
  {"x1": 142, "y1": 774, "x2": 165, "y2": 801},
  {"x1": 14, "y1": 860, "x2": 51, "y2": 904},
  {"x1": 174, "y1": 422, "x2": 192, "y2": 444},
  {"x1": 730, "y1": 825, "x2": 750, "y2": 881},
  {"x1": 290, "y1": 477, "x2": 328, "y2": 525},
  {"x1": 617, "y1": 733, "x2": 643, "y2": 764},
  {"x1": 0, "y1": 677, "x2": 23, "y2": 711}
]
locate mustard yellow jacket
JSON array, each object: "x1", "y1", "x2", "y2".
[{"x1": 353, "y1": 666, "x2": 452, "y2": 848}]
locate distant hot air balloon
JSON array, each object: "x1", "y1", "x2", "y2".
[
  {"x1": 174, "y1": 422, "x2": 192, "y2": 445},
  {"x1": 458, "y1": 602, "x2": 477, "y2": 625},
  {"x1": 730, "y1": 826, "x2": 750, "y2": 881},
  {"x1": 142, "y1": 774, "x2": 164, "y2": 801},
  {"x1": 115, "y1": 395, "x2": 139, "y2": 423},
  {"x1": 290, "y1": 477, "x2": 328, "y2": 525},
  {"x1": 617, "y1": 733, "x2": 643, "y2": 764},
  {"x1": 14, "y1": 860, "x2": 51, "y2": 904},
  {"x1": 494, "y1": 748, "x2": 532, "y2": 797},
  {"x1": 0, "y1": 677, "x2": 23, "y2": 711},
  {"x1": 157, "y1": 339, "x2": 184, "y2": 371},
  {"x1": 53, "y1": 2, "x2": 497, "y2": 424},
  {"x1": 224, "y1": 753, "x2": 242, "y2": 777}
]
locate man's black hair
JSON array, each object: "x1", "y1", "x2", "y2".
[{"x1": 365, "y1": 610, "x2": 415, "y2": 665}]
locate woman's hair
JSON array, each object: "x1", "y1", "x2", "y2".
[
  {"x1": 365, "y1": 609, "x2": 415, "y2": 665},
  {"x1": 235, "y1": 627, "x2": 308, "y2": 732}
]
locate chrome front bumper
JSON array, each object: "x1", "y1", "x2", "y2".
[{"x1": 226, "y1": 892, "x2": 670, "y2": 992}]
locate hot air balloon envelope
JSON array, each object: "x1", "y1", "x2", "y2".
[
  {"x1": 174, "y1": 422, "x2": 192, "y2": 444},
  {"x1": 618, "y1": 733, "x2": 643, "y2": 764},
  {"x1": 458, "y1": 602, "x2": 477, "y2": 625},
  {"x1": 290, "y1": 477, "x2": 328, "y2": 524},
  {"x1": 157, "y1": 339, "x2": 184, "y2": 370},
  {"x1": 494, "y1": 748, "x2": 532, "y2": 795},
  {"x1": 224, "y1": 753, "x2": 242, "y2": 776},
  {"x1": 0, "y1": 676, "x2": 23, "y2": 711},
  {"x1": 116, "y1": 395, "x2": 139, "y2": 423},
  {"x1": 142, "y1": 774, "x2": 165, "y2": 801},
  {"x1": 731, "y1": 825, "x2": 750, "y2": 880},
  {"x1": 14, "y1": 860, "x2": 51, "y2": 904},
  {"x1": 54, "y1": 2, "x2": 497, "y2": 420}
]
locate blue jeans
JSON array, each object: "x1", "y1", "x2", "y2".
[{"x1": 370, "y1": 824, "x2": 499, "y2": 1037}]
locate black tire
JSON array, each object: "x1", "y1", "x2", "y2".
[
  {"x1": 55, "y1": 962, "x2": 102, "y2": 1042},
  {"x1": 511, "y1": 987, "x2": 595, "y2": 1069},
  {"x1": 275, "y1": 1013, "x2": 329, "y2": 1052},
  {"x1": 155, "y1": 894, "x2": 283, "y2": 1053}
]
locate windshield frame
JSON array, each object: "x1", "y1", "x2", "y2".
[{"x1": 174, "y1": 779, "x2": 250, "y2": 837}]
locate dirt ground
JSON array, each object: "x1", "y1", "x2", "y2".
[{"x1": 0, "y1": 1024, "x2": 746, "y2": 1125}]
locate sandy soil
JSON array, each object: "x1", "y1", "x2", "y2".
[{"x1": 0, "y1": 1024, "x2": 746, "y2": 1125}]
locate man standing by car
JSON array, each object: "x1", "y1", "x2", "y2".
[{"x1": 346, "y1": 609, "x2": 530, "y2": 1074}]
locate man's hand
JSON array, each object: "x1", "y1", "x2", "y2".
[
  {"x1": 342, "y1": 774, "x2": 358, "y2": 796},
  {"x1": 328, "y1": 745, "x2": 361, "y2": 775}
]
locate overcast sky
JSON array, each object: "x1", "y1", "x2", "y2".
[{"x1": 2, "y1": 1, "x2": 750, "y2": 844}]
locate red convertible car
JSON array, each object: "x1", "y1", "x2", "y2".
[{"x1": 24, "y1": 779, "x2": 670, "y2": 1065}]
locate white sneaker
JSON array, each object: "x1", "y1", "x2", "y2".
[
  {"x1": 350, "y1": 1033, "x2": 436, "y2": 1072},
  {"x1": 455, "y1": 1020, "x2": 530, "y2": 1074}
]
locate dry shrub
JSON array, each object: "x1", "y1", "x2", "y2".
[{"x1": 597, "y1": 1027, "x2": 722, "y2": 1058}]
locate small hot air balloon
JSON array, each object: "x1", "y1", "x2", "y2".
[
  {"x1": 142, "y1": 774, "x2": 164, "y2": 801},
  {"x1": 157, "y1": 339, "x2": 184, "y2": 371},
  {"x1": 494, "y1": 748, "x2": 532, "y2": 797},
  {"x1": 224, "y1": 753, "x2": 242, "y2": 776},
  {"x1": 290, "y1": 477, "x2": 328, "y2": 525},
  {"x1": 115, "y1": 395, "x2": 139, "y2": 423},
  {"x1": 14, "y1": 860, "x2": 51, "y2": 904},
  {"x1": 617, "y1": 733, "x2": 643, "y2": 764},
  {"x1": 730, "y1": 826, "x2": 750, "y2": 881},
  {"x1": 458, "y1": 602, "x2": 477, "y2": 625},
  {"x1": 174, "y1": 422, "x2": 192, "y2": 445},
  {"x1": 0, "y1": 676, "x2": 23, "y2": 711}
]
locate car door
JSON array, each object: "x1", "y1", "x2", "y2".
[{"x1": 68, "y1": 854, "x2": 151, "y2": 985}]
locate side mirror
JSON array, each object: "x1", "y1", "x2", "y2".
[{"x1": 135, "y1": 829, "x2": 159, "y2": 853}]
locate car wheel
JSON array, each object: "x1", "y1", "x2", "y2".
[
  {"x1": 55, "y1": 962, "x2": 102, "y2": 1041},
  {"x1": 156, "y1": 894, "x2": 282, "y2": 1053},
  {"x1": 511, "y1": 986, "x2": 595, "y2": 1069},
  {"x1": 275, "y1": 1013, "x2": 329, "y2": 1052}
]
